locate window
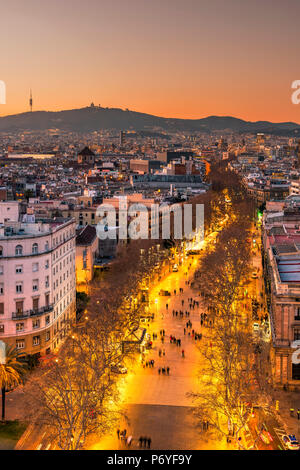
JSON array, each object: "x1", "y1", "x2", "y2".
[
  {"x1": 16, "y1": 323, "x2": 24, "y2": 332},
  {"x1": 15, "y1": 301, "x2": 23, "y2": 314},
  {"x1": 0, "y1": 246, "x2": 3, "y2": 256},
  {"x1": 33, "y1": 336, "x2": 40, "y2": 346},
  {"x1": 16, "y1": 265, "x2": 23, "y2": 274},
  {"x1": 16, "y1": 283, "x2": 23, "y2": 294},
  {"x1": 0, "y1": 284, "x2": 3, "y2": 295},
  {"x1": 0, "y1": 266, "x2": 3, "y2": 275},
  {"x1": 45, "y1": 259, "x2": 49, "y2": 269},
  {"x1": 32, "y1": 263, "x2": 39, "y2": 272},
  {"x1": 32, "y1": 243, "x2": 38, "y2": 254},
  {"x1": 45, "y1": 241, "x2": 49, "y2": 251},
  {"x1": 292, "y1": 363, "x2": 300, "y2": 380},
  {"x1": 32, "y1": 280, "x2": 39, "y2": 292},
  {"x1": 0, "y1": 303, "x2": 4, "y2": 315},
  {"x1": 45, "y1": 315, "x2": 50, "y2": 325},
  {"x1": 46, "y1": 331, "x2": 50, "y2": 342},
  {"x1": 15, "y1": 245, "x2": 23, "y2": 256},
  {"x1": 45, "y1": 276, "x2": 49, "y2": 288},
  {"x1": 32, "y1": 319, "x2": 40, "y2": 329},
  {"x1": 295, "y1": 307, "x2": 300, "y2": 321},
  {"x1": 0, "y1": 325, "x2": 4, "y2": 334},
  {"x1": 32, "y1": 298, "x2": 39, "y2": 311},
  {"x1": 294, "y1": 329, "x2": 300, "y2": 341},
  {"x1": 16, "y1": 339, "x2": 25, "y2": 350}
]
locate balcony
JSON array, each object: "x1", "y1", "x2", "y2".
[
  {"x1": 12, "y1": 304, "x2": 54, "y2": 320},
  {"x1": 274, "y1": 338, "x2": 290, "y2": 347}
]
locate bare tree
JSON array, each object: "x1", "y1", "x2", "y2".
[{"x1": 191, "y1": 204, "x2": 272, "y2": 449}]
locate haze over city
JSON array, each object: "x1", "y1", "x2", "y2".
[{"x1": 1, "y1": 0, "x2": 300, "y2": 122}]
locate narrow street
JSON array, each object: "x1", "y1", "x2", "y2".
[{"x1": 90, "y1": 253, "x2": 226, "y2": 450}]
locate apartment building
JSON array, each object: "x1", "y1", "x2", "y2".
[
  {"x1": 263, "y1": 208, "x2": 300, "y2": 388},
  {"x1": 0, "y1": 207, "x2": 76, "y2": 358},
  {"x1": 289, "y1": 179, "x2": 300, "y2": 196}
]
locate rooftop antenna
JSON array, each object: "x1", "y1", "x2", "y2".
[{"x1": 29, "y1": 89, "x2": 33, "y2": 112}]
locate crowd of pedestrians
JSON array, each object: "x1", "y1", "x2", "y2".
[{"x1": 117, "y1": 263, "x2": 215, "y2": 449}]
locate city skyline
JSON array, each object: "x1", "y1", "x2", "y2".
[{"x1": 1, "y1": 0, "x2": 300, "y2": 122}]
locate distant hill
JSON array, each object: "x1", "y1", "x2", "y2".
[{"x1": 0, "y1": 106, "x2": 299, "y2": 135}]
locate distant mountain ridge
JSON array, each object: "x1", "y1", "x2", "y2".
[{"x1": 0, "y1": 106, "x2": 299, "y2": 135}]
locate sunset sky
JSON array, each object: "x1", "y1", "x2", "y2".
[{"x1": 1, "y1": 0, "x2": 300, "y2": 122}]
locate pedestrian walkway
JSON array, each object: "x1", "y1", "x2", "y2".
[{"x1": 90, "y1": 255, "x2": 226, "y2": 450}]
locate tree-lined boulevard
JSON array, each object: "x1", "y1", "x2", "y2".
[{"x1": 3, "y1": 165, "x2": 290, "y2": 451}]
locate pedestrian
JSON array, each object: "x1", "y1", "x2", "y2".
[
  {"x1": 184, "y1": 328, "x2": 186, "y2": 335},
  {"x1": 182, "y1": 349, "x2": 185, "y2": 357},
  {"x1": 139, "y1": 436, "x2": 143, "y2": 447},
  {"x1": 163, "y1": 349, "x2": 165, "y2": 356},
  {"x1": 290, "y1": 407, "x2": 294, "y2": 417},
  {"x1": 147, "y1": 437, "x2": 152, "y2": 449},
  {"x1": 167, "y1": 367, "x2": 170, "y2": 375},
  {"x1": 117, "y1": 429, "x2": 120, "y2": 439},
  {"x1": 127, "y1": 435, "x2": 133, "y2": 447},
  {"x1": 143, "y1": 436, "x2": 147, "y2": 448},
  {"x1": 297, "y1": 409, "x2": 300, "y2": 420}
]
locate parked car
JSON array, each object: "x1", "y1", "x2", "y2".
[
  {"x1": 252, "y1": 272, "x2": 258, "y2": 279},
  {"x1": 282, "y1": 434, "x2": 300, "y2": 450},
  {"x1": 252, "y1": 322, "x2": 260, "y2": 332},
  {"x1": 172, "y1": 264, "x2": 178, "y2": 272}
]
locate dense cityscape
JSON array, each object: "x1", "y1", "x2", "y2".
[
  {"x1": 1, "y1": 0, "x2": 300, "y2": 461},
  {"x1": 0, "y1": 124, "x2": 299, "y2": 452}
]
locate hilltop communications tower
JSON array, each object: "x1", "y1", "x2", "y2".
[{"x1": 29, "y1": 89, "x2": 33, "y2": 112}]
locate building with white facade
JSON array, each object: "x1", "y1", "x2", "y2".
[
  {"x1": 0, "y1": 208, "x2": 76, "y2": 358},
  {"x1": 290, "y1": 180, "x2": 300, "y2": 196}
]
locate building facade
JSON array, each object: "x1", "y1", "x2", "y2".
[
  {"x1": 263, "y1": 210, "x2": 300, "y2": 388},
  {"x1": 0, "y1": 217, "x2": 76, "y2": 358}
]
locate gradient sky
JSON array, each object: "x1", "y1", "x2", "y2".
[{"x1": 1, "y1": 0, "x2": 300, "y2": 122}]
